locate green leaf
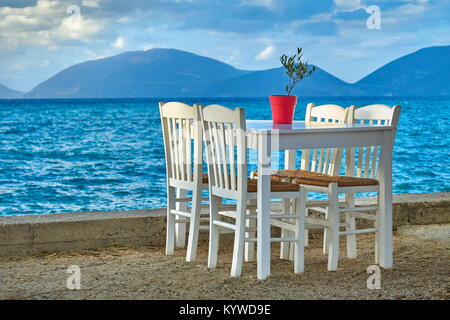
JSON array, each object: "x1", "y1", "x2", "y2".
[{"x1": 279, "y1": 47, "x2": 316, "y2": 93}]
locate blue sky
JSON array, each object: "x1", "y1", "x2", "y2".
[{"x1": 0, "y1": 0, "x2": 449, "y2": 91}]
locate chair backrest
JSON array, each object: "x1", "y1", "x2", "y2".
[
  {"x1": 346, "y1": 104, "x2": 401, "y2": 179},
  {"x1": 301, "y1": 103, "x2": 350, "y2": 176},
  {"x1": 200, "y1": 104, "x2": 246, "y2": 193},
  {"x1": 159, "y1": 102, "x2": 203, "y2": 185}
]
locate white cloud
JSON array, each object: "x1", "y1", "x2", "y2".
[
  {"x1": 58, "y1": 15, "x2": 102, "y2": 40},
  {"x1": 8, "y1": 63, "x2": 27, "y2": 70},
  {"x1": 241, "y1": 0, "x2": 275, "y2": 10},
  {"x1": 0, "y1": 0, "x2": 61, "y2": 33},
  {"x1": 112, "y1": 36, "x2": 125, "y2": 49},
  {"x1": 0, "y1": 0, "x2": 103, "y2": 48},
  {"x1": 393, "y1": 2, "x2": 429, "y2": 15},
  {"x1": 333, "y1": 0, "x2": 363, "y2": 12},
  {"x1": 82, "y1": 0, "x2": 101, "y2": 8},
  {"x1": 117, "y1": 16, "x2": 131, "y2": 24},
  {"x1": 255, "y1": 45, "x2": 274, "y2": 60}
]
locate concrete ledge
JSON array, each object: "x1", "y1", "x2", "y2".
[
  {"x1": 0, "y1": 193, "x2": 449, "y2": 257},
  {"x1": 355, "y1": 192, "x2": 450, "y2": 226},
  {"x1": 0, "y1": 210, "x2": 166, "y2": 257}
]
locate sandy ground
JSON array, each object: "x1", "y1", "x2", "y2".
[{"x1": 0, "y1": 225, "x2": 449, "y2": 300}]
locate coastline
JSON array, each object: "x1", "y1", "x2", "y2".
[{"x1": 1, "y1": 192, "x2": 449, "y2": 257}]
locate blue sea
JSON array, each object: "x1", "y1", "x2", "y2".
[{"x1": 0, "y1": 97, "x2": 449, "y2": 216}]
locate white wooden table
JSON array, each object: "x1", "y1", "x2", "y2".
[{"x1": 246, "y1": 120, "x2": 395, "y2": 280}]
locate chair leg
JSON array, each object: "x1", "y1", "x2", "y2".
[
  {"x1": 280, "y1": 199, "x2": 291, "y2": 260},
  {"x1": 304, "y1": 207, "x2": 309, "y2": 247},
  {"x1": 375, "y1": 217, "x2": 380, "y2": 265},
  {"x1": 166, "y1": 186, "x2": 176, "y2": 255},
  {"x1": 231, "y1": 199, "x2": 247, "y2": 277},
  {"x1": 374, "y1": 194, "x2": 380, "y2": 264},
  {"x1": 288, "y1": 198, "x2": 296, "y2": 261},
  {"x1": 289, "y1": 237, "x2": 294, "y2": 261},
  {"x1": 294, "y1": 188, "x2": 306, "y2": 273},
  {"x1": 245, "y1": 199, "x2": 256, "y2": 262},
  {"x1": 345, "y1": 213, "x2": 357, "y2": 259},
  {"x1": 327, "y1": 183, "x2": 340, "y2": 271},
  {"x1": 323, "y1": 207, "x2": 329, "y2": 255},
  {"x1": 208, "y1": 195, "x2": 220, "y2": 269},
  {"x1": 175, "y1": 188, "x2": 187, "y2": 248},
  {"x1": 186, "y1": 187, "x2": 201, "y2": 262},
  {"x1": 345, "y1": 193, "x2": 357, "y2": 258}
]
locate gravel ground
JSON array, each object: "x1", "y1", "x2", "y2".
[
  {"x1": 0, "y1": 227, "x2": 449, "y2": 300},
  {"x1": 397, "y1": 223, "x2": 450, "y2": 243}
]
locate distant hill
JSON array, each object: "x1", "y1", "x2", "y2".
[
  {"x1": 25, "y1": 49, "x2": 248, "y2": 98},
  {"x1": 203, "y1": 66, "x2": 364, "y2": 97},
  {"x1": 0, "y1": 84, "x2": 22, "y2": 99},
  {"x1": 355, "y1": 45, "x2": 450, "y2": 96},
  {"x1": 25, "y1": 48, "x2": 363, "y2": 98},
  {"x1": 20, "y1": 45, "x2": 450, "y2": 98}
]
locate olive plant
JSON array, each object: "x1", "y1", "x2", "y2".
[{"x1": 280, "y1": 47, "x2": 316, "y2": 96}]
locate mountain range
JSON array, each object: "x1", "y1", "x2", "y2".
[
  {"x1": 1, "y1": 45, "x2": 449, "y2": 99},
  {"x1": 355, "y1": 45, "x2": 450, "y2": 96},
  {"x1": 0, "y1": 83, "x2": 23, "y2": 99}
]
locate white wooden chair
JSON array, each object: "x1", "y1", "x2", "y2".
[
  {"x1": 342, "y1": 104, "x2": 401, "y2": 263},
  {"x1": 159, "y1": 102, "x2": 208, "y2": 262},
  {"x1": 291, "y1": 103, "x2": 350, "y2": 256},
  {"x1": 254, "y1": 104, "x2": 350, "y2": 259},
  {"x1": 301, "y1": 103, "x2": 350, "y2": 176},
  {"x1": 270, "y1": 104, "x2": 401, "y2": 270},
  {"x1": 200, "y1": 104, "x2": 307, "y2": 277}
]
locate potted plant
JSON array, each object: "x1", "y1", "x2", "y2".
[{"x1": 270, "y1": 47, "x2": 316, "y2": 124}]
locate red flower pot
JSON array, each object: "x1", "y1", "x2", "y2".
[{"x1": 269, "y1": 95, "x2": 297, "y2": 124}]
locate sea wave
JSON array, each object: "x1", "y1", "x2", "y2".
[{"x1": 0, "y1": 97, "x2": 449, "y2": 215}]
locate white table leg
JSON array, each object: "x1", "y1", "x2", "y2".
[
  {"x1": 378, "y1": 130, "x2": 394, "y2": 268},
  {"x1": 257, "y1": 132, "x2": 271, "y2": 280},
  {"x1": 344, "y1": 147, "x2": 357, "y2": 258}
]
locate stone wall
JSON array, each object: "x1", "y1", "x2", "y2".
[{"x1": 0, "y1": 193, "x2": 448, "y2": 257}]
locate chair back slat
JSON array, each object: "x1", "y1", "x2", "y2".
[
  {"x1": 185, "y1": 119, "x2": 192, "y2": 181},
  {"x1": 178, "y1": 119, "x2": 186, "y2": 179},
  {"x1": 207, "y1": 122, "x2": 220, "y2": 187},
  {"x1": 171, "y1": 118, "x2": 180, "y2": 180},
  {"x1": 302, "y1": 103, "x2": 349, "y2": 175},
  {"x1": 226, "y1": 126, "x2": 236, "y2": 191},
  {"x1": 301, "y1": 149, "x2": 310, "y2": 172},
  {"x1": 347, "y1": 104, "x2": 401, "y2": 179},
  {"x1": 218, "y1": 123, "x2": 230, "y2": 190},
  {"x1": 364, "y1": 145, "x2": 372, "y2": 178},
  {"x1": 323, "y1": 148, "x2": 331, "y2": 174},
  {"x1": 213, "y1": 122, "x2": 225, "y2": 188},
  {"x1": 201, "y1": 105, "x2": 246, "y2": 193},
  {"x1": 159, "y1": 102, "x2": 202, "y2": 184}
]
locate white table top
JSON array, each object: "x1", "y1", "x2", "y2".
[{"x1": 246, "y1": 120, "x2": 394, "y2": 134}]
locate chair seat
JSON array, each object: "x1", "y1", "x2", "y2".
[
  {"x1": 205, "y1": 173, "x2": 299, "y2": 192},
  {"x1": 247, "y1": 178, "x2": 300, "y2": 192},
  {"x1": 254, "y1": 169, "x2": 378, "y2": 187}
]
